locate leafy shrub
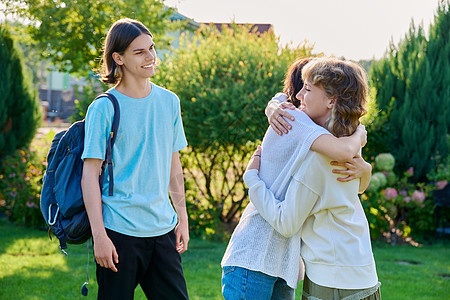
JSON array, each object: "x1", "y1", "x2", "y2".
[
  {"x1": 427, "y1": 154, "x2": 450, "y2": 184},
  {"x1": 368, "y1": 172, "x2": 387, "y2": 192},
  {"x1": 154, "y1": 24, "x2": 313, "y2": 237},
  {"x1": 362, "y1": 153, "x2": 444, "y2": 243},
  {"x1": 0, "y1": 132, "x2": 53, "y2": 227}
]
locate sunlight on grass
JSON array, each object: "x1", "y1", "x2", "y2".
[
  {"x1": 373, "y1": 243, "x2": 450, "y2": 299},
  {"x1": 4, "y1": 237, "x2": 58, "y2": 256},
  {"x1": 0, "y1": 237, "x2": 69, "y2": 278}
]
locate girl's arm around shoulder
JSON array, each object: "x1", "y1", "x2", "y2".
[{"x1": 311, "y1": 125, "x2": 367, "y2": 162}]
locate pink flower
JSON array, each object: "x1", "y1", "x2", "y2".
[
  {"x1": 404, "y1": 197, "x2": 411, "y2": 203},
  {"x1": 411, "y1": 190, "x2": 426, "y2": 204},
  {"x1": 26, "y1": 201, "x2": 37, "y2": 208},
  {"x1": 399, "y1": 190, "x2": 407, "y2": 196},
  {"x1": 406, "y1": 167, "x2": 414, "y2": 176},
  {"x1": 384, "y1": 188, "x2": 398, "y2": 200},
  {"x1": 436, "y1": 180, "x2": 447, "y2": 190},
  {"x1": 9, "y1": 191, "x2": 17, "y2": 197}
]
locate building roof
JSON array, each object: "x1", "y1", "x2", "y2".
[
  {"x1": 169, "y1": 10, "x2": 273, "y2": 35},
  {"x1": 169, "y1": 12, "x2": 201, "y2": 30},
  {"x1": 203, "y1": 23, "x2": 273, "y2": 34}
]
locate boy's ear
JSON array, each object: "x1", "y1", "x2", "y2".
[{"x1": 112, "y1": 52, "x2": 123, "y2": 65}]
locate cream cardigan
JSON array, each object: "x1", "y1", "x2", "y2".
[{"x1": 244, "y1": 151, "x2": 378, "y2": 289}]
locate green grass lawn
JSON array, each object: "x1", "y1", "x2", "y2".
[{"x1": 0, "y1": 217, "x2": 449, "y2": 299}]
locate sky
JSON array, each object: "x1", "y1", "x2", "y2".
[{"x1": 164, "y1": 0, "x2": 442, "y2": 61}]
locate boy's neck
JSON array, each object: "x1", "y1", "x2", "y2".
[{"x1": 115, "y1": 78, "x2": 152, "y2": 99}]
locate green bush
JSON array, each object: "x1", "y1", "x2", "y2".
[
  {"x1": 368, "y1": 1, "x2": 449, "y2": 181},
  {"x1": 362, "y1": 153, "x2": 444, "y2": 243},
  {"x1": 0, "y1": 129, "x2": 53, "y2": 227},
  {"x1": 0, "y1": 135, "x2": 52, "y2": 227},
  {"x1": 154, "y1": 24, "x2": 313, "y2": 237},
  {"x1": 0, "y1": 25, "x2": 42, "y2": 159}
]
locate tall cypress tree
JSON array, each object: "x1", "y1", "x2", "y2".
[
  {"x1": 368, "y1": 1, "x2": 449, "y2": 181},
  {"x1": 365, "y1": 53, "x2": 398, "y2": 159},
  {"x1": 424, "y1": 1, "x2": 450, "y2": 161},
  {"x1": 0, "y1": 25, "x2": 42, "y2": 159}
]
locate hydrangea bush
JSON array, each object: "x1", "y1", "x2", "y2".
[{"x1": 362, "y1": 153, "x2": 448, "y2": 243}]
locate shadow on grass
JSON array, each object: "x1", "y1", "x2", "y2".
[{"x1": 0, "y1": 216, "x2": 98, "y2": 299}]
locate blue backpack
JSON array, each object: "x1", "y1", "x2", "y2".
[{"x1": 40, "y1": 92, "x2": 120, "y2": 253}]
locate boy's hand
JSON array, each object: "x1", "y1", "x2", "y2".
[
  {"x1": 175, "y1": 218, "x2": 189, "y2": 254},
  {"x1": 93, "y1": 234, "x2": 119, "y2": 272}
]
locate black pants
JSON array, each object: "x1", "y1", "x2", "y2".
[{"x1": 96, "y1": 229, "x2": 189, "y2": 300}]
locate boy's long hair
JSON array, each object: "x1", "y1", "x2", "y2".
[
  {"x1": 302, "y1": 57, "x2": 368, "y2": 137},
  {"x1": 99, "y1": 18, "x2": 153, "y2": 84}
]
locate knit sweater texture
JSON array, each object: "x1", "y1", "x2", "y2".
[{"x1": 221, "y1": 106, "x2": 329, "y2": 289}]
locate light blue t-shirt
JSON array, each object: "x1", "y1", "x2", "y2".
[{"x1": 81, "y1": 83, "x2": 188, "y2": 237}]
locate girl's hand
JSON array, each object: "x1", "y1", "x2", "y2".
[
  {"x1": 246, "y1": 146, "x2": 262, "y2": 172},
  {"x1": 330, "y1": 154, "x2": 370, "y2": 182},
  {"x1": 356, "y1": 124, "x2": 367, "y2": 147},
  {"x1": 266, "y1": 101, "x2": 296, "y2": 136},
  {"x1": 331, "y1": 155, "x2": 372, "y2": 192}
]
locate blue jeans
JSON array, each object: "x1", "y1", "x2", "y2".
[{"x1": 222, "y1": 266, "x2": 295, "y2": 300}]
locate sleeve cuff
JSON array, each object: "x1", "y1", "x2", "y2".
[
  {"x1": 243, "y1": 169, "x2": 261, "y2": 189},
  {"x1": 271, "y1": 93, "x2": 288, "y2": 103}
]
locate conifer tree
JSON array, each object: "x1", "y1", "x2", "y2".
[
  {"x1": 369, "y1": 1, "x2": 449, "y2": 180},
  {"x1": 0, "y1": 26, "x2": 42, "y2": 159}
]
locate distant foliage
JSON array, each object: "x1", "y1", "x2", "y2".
[
  {"x1": 0, "y1": 26, "x2": 41, "y2": 159},
  {"x1": 154, "y1": 24, "x2": 313, "y2": 236},
  {"x1": 70, "y1": 78, "x2": 107, "y2": 122},
  {"x1": 368, "y1": 1, "x2": 450, "y2": 181},
  {"x1": 2, "y1": 0, "x2": 178, "y2": 76}
]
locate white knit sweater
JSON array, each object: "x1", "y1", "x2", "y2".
[
  {"x1": 244, "y1": 151, "x2": 379, "y2": 290},
  {"x1": 221, "y1": 108, "x2": 329, "y2": 289}
]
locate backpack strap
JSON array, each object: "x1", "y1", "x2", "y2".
[{"x1": 94, "y1": 92, "x2": 120, "y2": 196}]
